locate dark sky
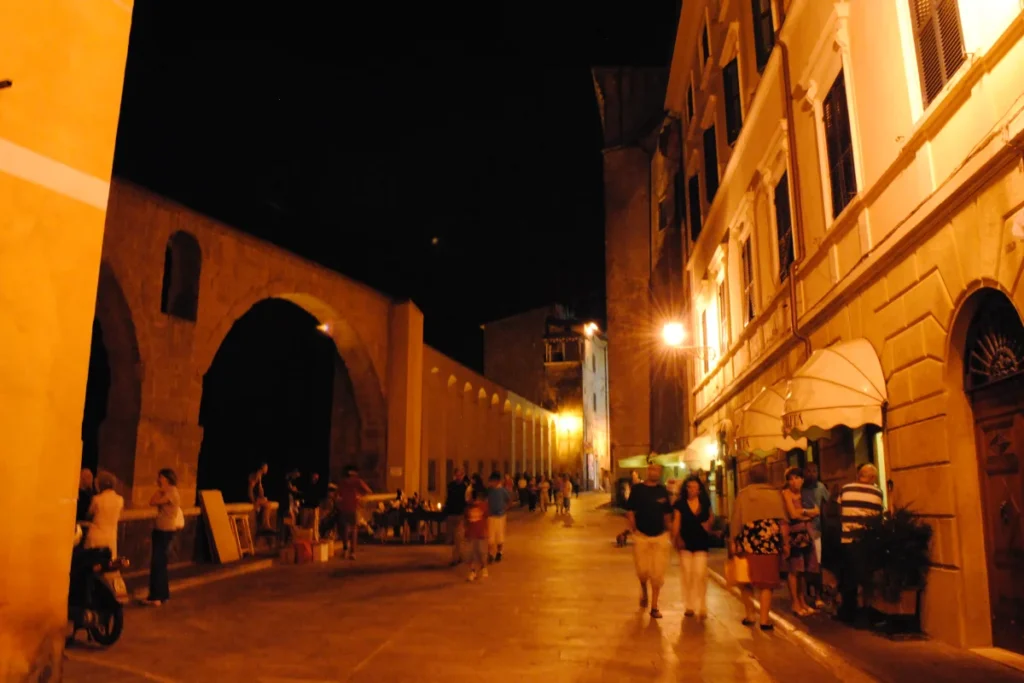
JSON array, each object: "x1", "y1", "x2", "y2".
[{"x1": 113, "y1": 1, "x2": 680, "y2": 371}]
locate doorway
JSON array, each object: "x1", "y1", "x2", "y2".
[{"x1": 965, "y1": 292, "x2": 1024, "y2": 655}]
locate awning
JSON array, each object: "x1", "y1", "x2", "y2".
[
  {"x1": 683, "y1": 433, "x2": 720, "y2": 469},
  {"x1": 782, "y1": 338, "x2": 887, "y2": 441},
  {"x1": 617, "y1": 454, "x2": 651, "y2": 469},
  {"x1": 735, "y1": 382, "x2": 808, "y2": 456}
]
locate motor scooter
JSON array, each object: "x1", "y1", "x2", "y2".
[{"x1": 67, "y1": 523, "x2": 130, "y2": 647}]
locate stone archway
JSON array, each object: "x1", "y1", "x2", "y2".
[
  {"x1": 945, "y1": 282, "x2": 1024, "y2": 650},
  {"x1": 195, "y1": 290, "x2": 387, "y2": 492},
  {"x1": 87, "y1": 261, "x2": 143, "y2": 499}
]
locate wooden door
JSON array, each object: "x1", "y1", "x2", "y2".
[{"x1": 973, "y1": 374, "x2": 1024, "y2": 655}]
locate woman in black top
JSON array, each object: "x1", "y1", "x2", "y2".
[{"x1": 672, "y1": 475, "x2": 714, "y2": 618}]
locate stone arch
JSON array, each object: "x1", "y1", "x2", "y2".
[
  {"x1": 478, "y1": 388, "x2": 488, "y2": 402},
  {"x1": 195, "y1": 290, "x2": 387, "y2": 488},
  {"x1": 91, "y1": 261, "x2": 143, "y2": 498},
  {"x1": 942, "y1": 281, "x2": 1024, "y2": 648},
  {"x1": 160, "y1": 231, "x2": 202, "y2": 321}
]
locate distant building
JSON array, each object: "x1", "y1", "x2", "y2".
[{"x1": 484, "y1": 304, "x2": 610, "y2": 489}]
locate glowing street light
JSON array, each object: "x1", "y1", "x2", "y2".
[
  {"x1": 583, "y1": 322, "x2": 599, "y2": 337},
  {"x1": 316, "y1": 322, "x2": 332, "y2": 335},
  {"x1": 662, "y1": 322, "x2": 686, "y2": 348}
]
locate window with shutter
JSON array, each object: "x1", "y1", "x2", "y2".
[
  {"x1": 740, "y1": 237, "x2": 756, "y2": 325},
  {"x1": 774, "y1": 172, "x2": 794, "y2": 281},
  {"x1": 688, "y1": 175, "x2": 702, "y2": 242},
  {"x1": 703, "y1": 126, "x2": 719, "y2": 204},
  {"x1": 909, "y1": 0, "x2": 965, "y2": 106},
  {"x1": 701, "y1": 309, "x2": 710, "y2": 373},
  {"x1": 822, "y1": 71, "x2": 857, "y2": 218},
  {"x1": 751, "y1": 0, "x2": 775, "y2": 72},
  {"x1": 724, "y1": 59, "x2": 743, "y2": 144},
  {"x1": 687, "y1": 86, "x2": 695, "y2": 122},
  {"x1": 717, "y1": 280, "x2": 729, "y2": 355}
]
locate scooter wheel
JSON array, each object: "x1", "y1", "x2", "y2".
[{"x1": 87, "y1": 605, "x2": 124, "y2": 646}]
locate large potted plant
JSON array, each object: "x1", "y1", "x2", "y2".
[{"x1": 857, "y1": 505, "x2": 933, "y2": 632}]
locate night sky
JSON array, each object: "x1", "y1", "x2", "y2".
[{"x1": 112, "y1": 1, "x2": 680, "y2": 370}]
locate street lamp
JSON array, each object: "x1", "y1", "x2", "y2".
[
  {"x1": 316, "y1": 322, "x2": 332, "y2": 335},
  {"x1": 662, "y1": 322, "x2": 686, "y2": 348}
]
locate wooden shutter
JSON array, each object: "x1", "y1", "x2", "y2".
[
  {"x1": 703, "y1": 126, "x2": 719, "y2": 203},
  {"x1": 688, "y1": 175, "x2": 702, "y2": 242},
  {"x1": 910, "y1": 0, "x2": 965, "y2": 105},
  {"x1": 774, "y1": 172, "x2": 794, "y2": 281}
]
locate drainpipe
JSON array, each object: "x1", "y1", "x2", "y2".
[{"x1": 780, "y1": 39, "x2": 813, "y2": 361}]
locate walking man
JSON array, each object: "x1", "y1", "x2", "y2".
[
  {"x1": 836, "y1": 463, "x2": 884, "y2": 623},
  {"x1": 625, "y1": 462, "x2": 673, "y2": 619},
  {"x1": 444, "y1": 467, "x2": 469, "y2": 565},
  {"x1": 335, "y1": 466, "x2": 371, "y2": 560},
  {"x1": 486, "y1": 472, "x2": 512, "y2": 562}
]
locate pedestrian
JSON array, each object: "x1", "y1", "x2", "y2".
[
  {"x1": 517, "y1": 472, "x2": 528, "y2": 506},
  {"x1": 528, "y1": 476, "x2": 538, "y2": 512},
  {"x1": 335, "y1": 465, "x2": 372, "y2": 560},
  {"x1": 538, "y1": 475, "x2": 550, "y2": 513},
  {"x1": 801, "y1": 462, "x2": 830, "y2": 608},
  {"x1": 443, "y1": 467, "x2": 469, "y2": 565},
  {"x1": 835, "y1": 463, "x2": 884, "y2": 624},
  {"x1": 625, "y1": 462, "x2": 673, "y2": 619},
  {"x1": 465, "y1": 486, "x2": 489, "y2": 581},
  {"x1": 83, "y1": 470, "x2": 124, "y2": 558},
  {"x1": 781, "y1": 467, "x2": 819, "y2": 616},
  {"x1": 672, "y1": 474, "x2": 713, "y2": 619},
  {"x1": 561, "y1": 473, "x2": 573, "y2": 513},
  {"x1": 731, "y1": 461, "x2": 789, "y2": 630},
  {"x1": 486, "y1": 471, "x2": 513, "y2": 562},
  {"x1": 248, "y1": 462, "x2": 273, "y2": 531},
  {"x1": 144, "y1": 468, "x2": 183, "y2": 606}
]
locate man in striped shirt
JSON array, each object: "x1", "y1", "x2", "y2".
[{"x1": 836, "y1": 463, "x2": 885, "y2": 622}]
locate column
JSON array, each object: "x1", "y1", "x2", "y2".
[{"x1": 385, "y1": 301, "x2": 424, "y2": 495}]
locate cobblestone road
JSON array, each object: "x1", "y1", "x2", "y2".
[{"x1": 64, "y1": 495, "x2": 850, "y2": 682}]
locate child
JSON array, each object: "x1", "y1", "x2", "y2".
[{"x1": 465, "y1": 487, "x2": 490, "y2": 581}]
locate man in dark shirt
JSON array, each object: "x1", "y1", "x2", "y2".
[
  {"x1": 625, "y1": 462, "x2": 673, "y2": 619},
  {"x1": 443, "y1": 467, "x2": 469, "y2": 566}
]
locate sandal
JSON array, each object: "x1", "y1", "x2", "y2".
[
  {"x1": 650, "y1": 608, "x2": 663, "y2": 619},
  {"x1": 760, "y1": 623, "x2": 775, "y2": 631}
]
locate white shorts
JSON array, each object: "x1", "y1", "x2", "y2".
[
  {"x1": 488, "y1": 515, "x2": 507, "y2": 545},
  {"x1": 632, "y1": 532, "x2": 671, "y2": 587}
]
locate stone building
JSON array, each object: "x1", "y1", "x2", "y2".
[
  {"x1": 0, "y1": 2, "x2": 134, "y2": 679},
  {"x1": 484, "y1": 304, "x2": 610, "y2": 487},
  {"x1": 623, "y1": 0, "x2": 1024, "y2": 655}
]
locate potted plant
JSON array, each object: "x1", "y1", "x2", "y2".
[{"x1": 857, "y1": 505, "x2": 933, "y2": 631}]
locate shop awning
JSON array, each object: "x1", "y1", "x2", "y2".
[
  {"x1": 682, "y1": 433, "x2": 720, "y2": 469},
  {"x1": 735, "y1": 382, "x2": 808, "y2": 456},
  {"x1": 617, "y1": 454, "x2": 651, "y2": 469},
  {"x1": 782, "y1": 338, "x2": 887, "y2": 441}
]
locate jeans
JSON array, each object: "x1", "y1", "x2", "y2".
[
  {"x1": 149, "y1": 529, "x2": 175, "y2": 601},
  {"x1": 838, "y1": 542, "x2": 863, "y2": 620}
]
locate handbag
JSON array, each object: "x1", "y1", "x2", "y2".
[
  {"x1": 725, "y1": 555, "x2": 750, "y2": 585},
  {"x1": 172, "y1": 507, "x2": 185, "y2": 531}
]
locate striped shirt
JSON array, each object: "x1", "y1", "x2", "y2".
[{"x1": 838, "y1": 482, "x2": 884, "y2": 543}]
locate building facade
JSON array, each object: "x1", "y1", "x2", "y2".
[
  {"x1": 484, "y1": 305, "x2": 611, "y2": 487},
  {"x1": 644, "y1": 0, "x2": 1024, "y2": 654}
]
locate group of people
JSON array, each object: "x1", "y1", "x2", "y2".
[
  {"x1": 512, "y1": 472, "x2": 578, "y2": 513},
  {"x1": 76, "y1": 466, "x2": 183, "y2": 606},
  {"x1": 443, "y1": 468, "x2": 514, "y2": 581},
  {"x1": 623, "y1": 459, "x2": 884, "y2": 629}
]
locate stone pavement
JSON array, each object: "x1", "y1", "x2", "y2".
[
  {"x1": 704, "y1": 551, "x2": 1024, "y2": 683},
  {"x1": 64, "y1": 495, "x2": 849, "y2": 683}
]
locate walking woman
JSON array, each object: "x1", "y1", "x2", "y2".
[
  {"x1": 144, "y1": 468, "x2": 183, "y2": 606},
  {"x1": 672, "y1": 475, "x2": 714, "y2": 618},
  {"x1": 781, "y1": 467, "x2": 819, "y2": 616},
  {"x1": 730, "y1": 461, "x2": 790, "y2": 630}
]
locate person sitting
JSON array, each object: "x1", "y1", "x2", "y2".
[{"x1": 83, "y1": 471, "x2": 124, "y2": 558}]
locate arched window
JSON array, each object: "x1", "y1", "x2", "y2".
[{"x1": 160, "y1": 231, "x2": 202, "y2": 321}]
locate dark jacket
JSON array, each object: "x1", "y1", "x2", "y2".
[{"x1": 444, "y1": 480, "x2": 468, "y2": 516}]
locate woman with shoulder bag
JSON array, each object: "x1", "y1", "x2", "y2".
[{"x1": 144, "y1": 468, "x2": 183, "y2": 606}]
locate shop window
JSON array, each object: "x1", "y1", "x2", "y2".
[
  {"x1": 752, "y1": 0, "x2": 775, "y2": 72},
  {"x1": 723, "y1": 59, "x2": 743, "y2": 144},
  {"x1": 740, "y1": 236, "x2": 756, "y2": 325},
  {"x1": 823, "y1": 71, "x2": 858, "y2": 218},
  {"x1": 688, "y1": 175, "x2": 702, "y2": 242},
  {"x1": 160, "y1": 231, "x2": 202, "y2": 321},
  {"x1": 703, "y1": 126, "x2": 719, "y2": 205},
  {"x1": 428, "y1": 460, "x2": 438, "y2": 492},
  {"x1": 774, "y1": 172, "x2": 794, "y2": 281},
  {"x1": 909, "y1": 0, "x2": 966, "y2": 106}
]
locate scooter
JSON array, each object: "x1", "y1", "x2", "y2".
[{"x1": 67, "y1": 524, "x2": 130, "y2": 647}]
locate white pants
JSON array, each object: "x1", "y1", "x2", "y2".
[
  {"x1": 487, "y1": 515, "x2": 507, "y2": 555},
  {"x1": 813, "y1": 537, "x2": 822, "y2": 564},
  {"x1": 632, "y1": 532, "x2": 671, "y2": 588},
  {"x1": 679, "y1": 550, "x2": 709, "y2": 614}
]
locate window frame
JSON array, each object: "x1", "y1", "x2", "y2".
[
  {"x1": 751, "y1": 0, "x2": 776, "y2": 73},
  {"x1": 740, "y1": 234, "x2": 756, "y2": 326},
  {"x1": 703, "y1": 125, "x2": 720, "y2": 207},
  {"x1": 773, "y1": 170, "x2": 795, "y2": 282},
  {"x1": 821, "y1": 70, "x2": 858, "y2": 220},
  {"x1": 717, "y1": 277, "x2": 729, "y2": 357},
  {"x1": 688, "y1": 174, "x2": 703, "y2": 243},
  {"x1": 723, "y1": 58, "x2": 743, "y2": 145},
  {"x1": 701, "y1": 308, "x2": 710, "y2": 374}
]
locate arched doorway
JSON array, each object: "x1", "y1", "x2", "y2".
[
  {"x1": 961, "y1": 288, "x2": 1024, "y2": 655},
  {"x1": 196, "y1": 298, "x2": 356, "y2": 505}
]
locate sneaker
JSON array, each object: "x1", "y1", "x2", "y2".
[
  {"x1": 480, "y1": 568, "x2": 488, "y2": 578},
  {"x1": 467, "y1": 571, "x2": 477, "y2": 582},
  {"x1": 495, "y1": 552, "x2": 503, "y2": 562}
]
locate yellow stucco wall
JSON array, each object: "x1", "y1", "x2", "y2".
[
  {"x1": 662, "y1": 0, "x2": 1024, "y2": 650},
  {"x1": 0, "y1": 1, "x2": 133, "y2": 679}
]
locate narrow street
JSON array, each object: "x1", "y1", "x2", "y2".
[{"x1": 65, "y1": 495, "x2": 846, "y2": 683}]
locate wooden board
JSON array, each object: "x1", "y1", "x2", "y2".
[{"x1": 199, "y1": 490, "x2": 240, "y2": 564}]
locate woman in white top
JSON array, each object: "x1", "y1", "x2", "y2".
[
  {"x1": 84, "y1": 471, "x2": 124, "y2": 558},
  {"x1": 144, "y1": 468, "x2": 182, "y2": 606}
]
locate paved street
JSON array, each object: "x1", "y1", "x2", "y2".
[{"x1": 65, "y1": 496, "x2": 846, "y2": 683}]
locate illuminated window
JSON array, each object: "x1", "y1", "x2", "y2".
[
  {"x1": 752, "y1": 0, "x2": 775, "y2": 72},
  {"x1": 909, "y1": 0, "x2": 965, "y2": 105},
  {"x1": 823, "y1": 71, "x2": 858, "y2": 218},
  {"x1": 688, "y1": 175, "x2": 702, "y2": 242},
  {"x1": 740, "y1": 237, "x2": 756, "y2": 325},
  {"x1": 724, "y1": 59, "x2": 743, "y2": 144},
  {"x1": 703, "y1": 126, "x2": 719, "y2": 204},
  {"x1": 774, "y1": 172, "x2": 794, "y2": 281}
]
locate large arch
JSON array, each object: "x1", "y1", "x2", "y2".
[
  {"x1": 85, "y1": 261, "x2": 143, "y2": 498},
  {"x1": 943, "y1": 281, "x2": 1024, "y2": 650}
]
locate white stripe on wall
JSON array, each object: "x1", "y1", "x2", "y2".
[{"x1": 0, "y1": 138, "x2": 110, "y2": 210}]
